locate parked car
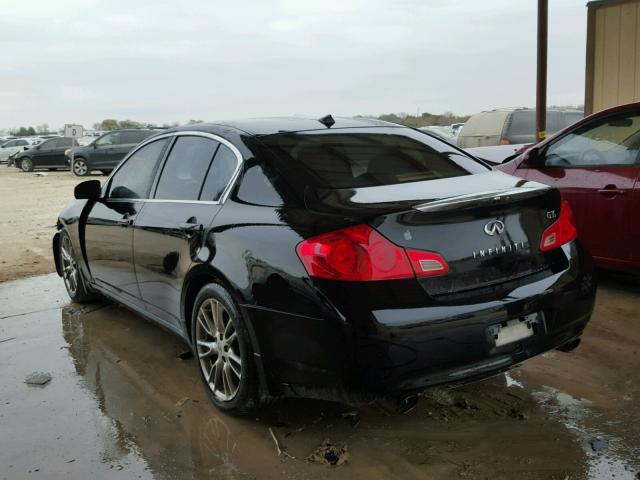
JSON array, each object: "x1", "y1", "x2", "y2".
[
  {"x1": 458, "y1": 108, "x2": 583, "y2": 148},
  {"x1": 15, "y1": 137, "x2": 78, "y2": 172},
  {"x1": 54, "y1": 117, "x2": 596, "y2": 413},
  {"x1": 0, "y1": 138, "x2": 32, "y2": 164},
  {"x1": 418, "y1": 125, "x2": 458, "y2": 144},
  {"x1": 498, "y1": 102, "x2": 640, "y2": 272},
  {"x1": 67, "y1": 129, "x2": 156, "y2": 176}
]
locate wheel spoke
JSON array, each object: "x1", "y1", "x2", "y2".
[
  {"x1": 197, "y1": 340, "x2": 218, "y2": 359},
  {"x1": 213, "y1": 359, "x2": 223, "y2": 393},
  {"x1": 223, "y1": 363, "x2": 236, "y2": 396},
  {"x1": 228, "y1": 351, "x2": 242, "y2": 370},
  {"x1": 212, "y1": 300, "x2": 225, "y2": 335},
  {"x1": 197, "y1": 312, "x2": 213, "y2": 337},
  {"x1": 228, "y1": 356, "x2": 241, "y2": 378},
  {"x1": 226, "y1": 332, "x2": 237, "y2": 345}
]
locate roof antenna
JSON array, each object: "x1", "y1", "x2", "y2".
[{"x1": 318, "y1": 114, "x2": 335, "y2": 128}]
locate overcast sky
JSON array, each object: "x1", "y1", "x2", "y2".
[{"x1": 1, "y1": 0, "x2": 587, "y2": 130}]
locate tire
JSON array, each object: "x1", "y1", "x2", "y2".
[
  {"x1": 59, "y1": 231, "x2": 96, "y2": 303},
  {"x1": 72, "y1": 158, "x2": 89, "y2": 176},
  {"x1": 191, "y1": 283, "x2": 258, "y2": 414},
  {"x1": 20, "y1": 157, "x2": 33, "y2": 172}
]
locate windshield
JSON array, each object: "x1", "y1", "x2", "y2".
[{"x1": 258, "y1": 128, "x2": 488, "y2": 189}]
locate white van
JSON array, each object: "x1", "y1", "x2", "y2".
[{"x1": 457, "y1": 108, "x2": 583, "y2": 148}]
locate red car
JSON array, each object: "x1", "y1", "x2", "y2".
[{"x1": 498, "y1": 102, "x2": 640, "y2": 272}]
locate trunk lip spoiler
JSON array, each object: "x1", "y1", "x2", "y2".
[{"x1": 413, "y1": 185, "x2": 552, "y2": 212}]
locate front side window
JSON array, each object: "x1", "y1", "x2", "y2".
[
  {"x1": 108, "y1": 138, "x2": 169, "y2": 199},
  {"x1": 96, "y1": 132, "x2": 119, "y2": 147},
  {"x1": 40, "y1": 139, "x2": 56, "y2": 149},
  {"x1": 16, "y1": 140, "x2": 28, "y2": 146},
  {"x1": 259, "y1": 128, "x2": 487, "y2": 189},
  {"x1": 154, "y1": 136, "x2": 219, "y2": 201},
  {"x1": 544, "y1": 113, "x2": 640, "y2": 167}
]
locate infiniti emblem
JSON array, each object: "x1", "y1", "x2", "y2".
[{"x1": 484, "y1": 220, "x2": 505, "y2": 236}]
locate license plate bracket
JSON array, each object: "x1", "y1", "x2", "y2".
[{"x1": 488, "y1": 312, "x2": 542, "y2": 348}]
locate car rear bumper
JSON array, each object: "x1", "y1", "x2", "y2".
[{"x1": 248, "y1": 242, "x2": 596, "y2": 399}]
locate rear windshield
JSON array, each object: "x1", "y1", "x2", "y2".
[{"x1": 258, "y1": 128, "x2": 488, "y2": 189}]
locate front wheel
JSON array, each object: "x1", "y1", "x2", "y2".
[
  {"x1": 191, "y1": 283, "x2": 258, "y2": 414},
  {"x1": 59, "y1": 231, "x2": 95, "y2": 303},
  {"x1": 20, "y1": 157, "x2": 33, "y2": 172},
  {"x1": 72, "y1": 158, "x2": 89, "y2": 176}
]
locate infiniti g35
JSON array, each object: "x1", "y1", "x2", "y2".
[{"x1": 53, "y1": 117, "x2": 596, "y2": 413}]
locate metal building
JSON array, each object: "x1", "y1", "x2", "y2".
[{"x1": 585, "y1": 0, "x2": 640, "y2": 114}]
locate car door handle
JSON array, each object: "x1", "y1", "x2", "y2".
[{"x1": 597, "y1": 187, "x2": 626, "y2": 196}]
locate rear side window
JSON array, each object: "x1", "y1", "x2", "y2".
[
  {"x1": 200, "y1": 144, "x2": 238, "y2": 201},
  {"x1": 119, "y1": 131, "x2": 142, "y2": 144},
  {"x1": 109, "y1": 138, "x2": 168, "y2": 199},
  {"x1": 59, "y1": 138, "x2": 73, "y2": 147},
  {"x1": 505, "y1": 111, "x2": 535, "y2": 139},
  {"x1": 154, "y1": 136, "x2": 219, "y2": 201},
  {"x1": 259, "y1": 129, "x2": 487, "y2": 189},
  {"x1": 138, "y1": 131, "x2": 154, "y2": 142}
]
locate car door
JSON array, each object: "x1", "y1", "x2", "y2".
[
  {"x1": 46, "y1": 137, "x2": 73, "y2": 167},
  {"x1": 85, "y1": 137, "x2": 170, "y2": 304},
  {"x1": 31, "y1": 138, "x2": 59, "y2": 167},
  {"x1": 133, "y1": 134, "x2": 241, "y2": 328},
  {"x1": 0, "y1": 140, "x2": 20, "y2": 161},
  {"x1": 517, "y1": 111, "x2": 640, "y2": 265},
  {"x1": 92, "y1": 132, "x2": 120, "y2": 167}
]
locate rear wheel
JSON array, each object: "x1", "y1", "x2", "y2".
[
  {"x1": 72, "y1": 158, "x2": 89, "y2": 176},
  {"x1": 191, "y1": 283, "x2": 258, "y2": 414},
  {"x1": 20, "y1": 157, "x2": 33, "y2": 172},
  {"x1": 59, "y1": 231, "x2": 95, "y2": 303}
]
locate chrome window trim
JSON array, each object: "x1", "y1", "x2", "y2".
[{"x1": 102, "y1": 130, "x2": 244, "y2": 205}]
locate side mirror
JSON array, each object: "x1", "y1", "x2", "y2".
[
  {"x1": 520, "y1": 147, "x2": 543, "y2": 168},
  {"x1": 74, "y1": 180, "x2": 101, "y2": 200}
]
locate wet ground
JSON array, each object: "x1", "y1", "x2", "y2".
[{"x1": 1, "y1": 273, "x2": 639, "y2": 480}]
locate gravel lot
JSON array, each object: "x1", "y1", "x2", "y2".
[{"x1": 0, "y1": 167, "x2": 106, "y2": 282}]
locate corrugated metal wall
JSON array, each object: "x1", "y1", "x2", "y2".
[{"x1": 590, "y1": 0, "x2": 640, "y2": 112}]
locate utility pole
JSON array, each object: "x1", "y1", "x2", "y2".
[{"x1": 536, "y1": 0, "x2": 548, "y2": 143}]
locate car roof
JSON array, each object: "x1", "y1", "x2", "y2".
[{"x1": 168, "y1": 116, "x2": 401, "y2": 137}]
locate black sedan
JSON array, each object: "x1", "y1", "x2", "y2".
[
  {"x1": 17, "y1": 137, "x2": 78, "y2": 172},
  {"x1": 53, "y1": 117, "x2": 596, "y2": 413}
]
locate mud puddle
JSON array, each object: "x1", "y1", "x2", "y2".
[{"x1": 1, "y1": 274, "x2": 639, "y2": 479}]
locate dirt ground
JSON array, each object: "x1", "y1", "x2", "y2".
[
  {"x1": 0, "y1": 167, "x2": 105, "y2": 283},
  {"x1": 0, "y1": 272, "x2": 639, "y2": 480}
]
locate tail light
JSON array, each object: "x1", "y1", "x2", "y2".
[
  {"x1": 499, "y1": 139, "x2": 511, "y2": 145},
  {"x1": 296, "y1": 224, "x2": 449, "y2": 281},
  {"x1": 540, "y1": 200, "x2": 577, "y2": 252}
]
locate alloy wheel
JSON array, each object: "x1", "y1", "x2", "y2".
[
  {"x1": 21, "y1": 158, "x2": 32, "y2": 172},
  {"x1": 196, "y1": 299, "x2": 242, "y2": 401},
  {"x1": 60, "y1": 235, "x2": 79, "y2": 296},
  {"x1": 73, "y1": 159, "x2": 88, "y2": 176}
]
